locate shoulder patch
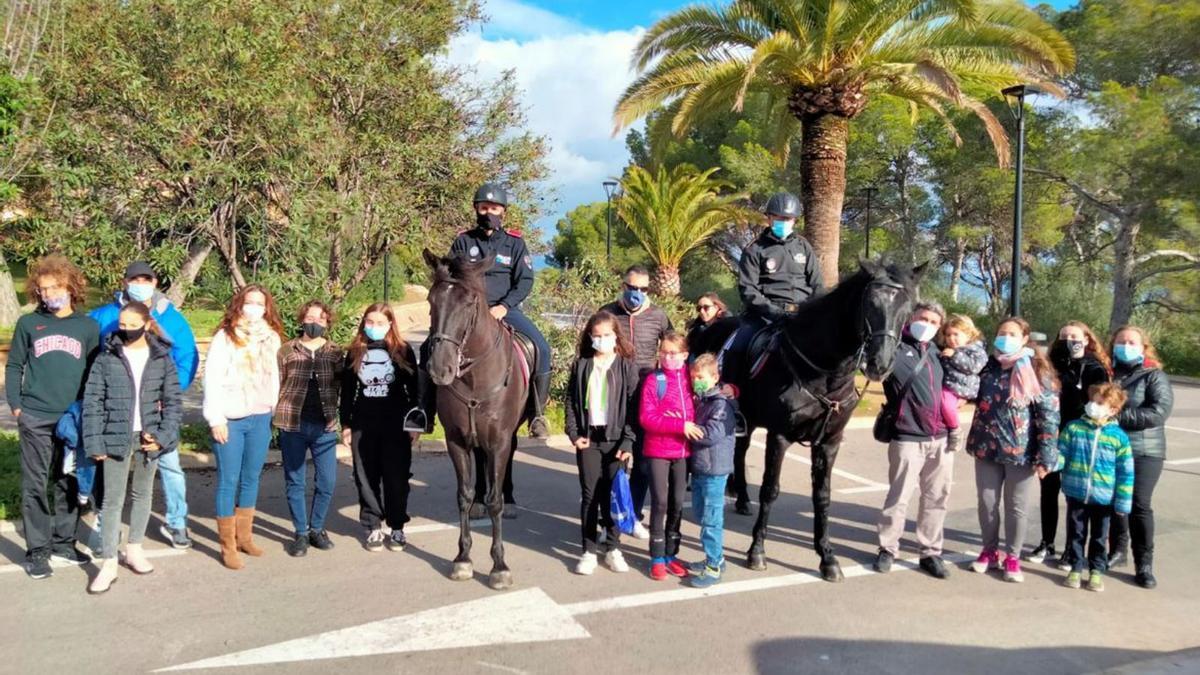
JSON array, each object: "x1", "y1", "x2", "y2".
[{"x1": 505, "y1": 228, "x2": 523, "y2": 238}]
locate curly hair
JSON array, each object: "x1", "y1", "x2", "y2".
[
  {"x1": 215, "y1": 284, "x2": 285, "y2": 343},
  {"x1": 26, "y1": 255, "x2": 88, "y2": 309}
]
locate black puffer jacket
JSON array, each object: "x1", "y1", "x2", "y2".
[
  {"x1": 1114, "y1": 360, "x2": 1174, "y2": 459},
  {"x1": 1050, "y1": 348, "x2": 1111, "y2": 425},
  {"x1": 83, "y1": 334, "x2": 182, "y2": 460}
]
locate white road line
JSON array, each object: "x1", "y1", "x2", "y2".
[
  {"x1": 750, "y1": 440, "x2": 888, "y2": 491},
  {"x1": 1166, "y1": 425, "x2": 1200, "y2": 435},
  {"x1": 1165, "y1": 457, "x2": 1200, "y2": 466},
  {"x1": 0, "y1": 547, "x2": 188, "y2": 575}
]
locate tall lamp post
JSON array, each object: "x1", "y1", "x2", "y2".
[
  {"x1": 603, "y1": 180, "x2": 619, "y2": 264},
  {"x1": 862, "y1": 186, "x2": 878, "y2": 260},
  {"x1": 382, "y1": 238, "x2": 391, "y2": 304},
  {"x1": 1002, "y1": 84, "x2": 1041, "y2": 317}
]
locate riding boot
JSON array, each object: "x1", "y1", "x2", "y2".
[
  {"x1": 403, "y1": 368, "x2": 436, "y2": 434},
  {"x1": 528, "y1": 372, "x2": 552, "y2": 439}
]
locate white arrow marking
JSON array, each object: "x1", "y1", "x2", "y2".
[{"x1": 155, "y1": 588, "x2": 590, "y2": 672}]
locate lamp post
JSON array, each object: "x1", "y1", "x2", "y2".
[
  {"x1": 382, "y1": 238, "x2": 391, "y2": 304},
  {"x1": 1002, "y1": 84, "x2": 1040, "y2": 317},
  {"x1": 862, "y1": 186, "x2": 878, "y2": 260},
  {"x1": 603, "y1": 180, "x2": 619, "y2": 264}
]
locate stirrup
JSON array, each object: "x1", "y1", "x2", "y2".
[
  {"x1": 529, "y1": 415, "x2": 550, "y2": 439},
  {"x1": 734, "y1": 412, "x2": 749, "y2": 438},
  {"x1": 402, "y1": 408, "x2": 429, "y2": 434}
]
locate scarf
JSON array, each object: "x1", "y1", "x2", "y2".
[
  {"x1": 995, "y1": 347, "x2": 1042, "y2": 409},
  {"x1": 232, "y1": 318, "x2": 279, "y2": 378}
]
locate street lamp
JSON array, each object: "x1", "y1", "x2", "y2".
[
  {"x1": 382, "y1": 237, "x2": 391, "y2": 304},
  {"x1": 1001, "y1": 83, "x2": 1043, "y2": 317},
  {"x1": 603, "y1": 180, "x2": 619, "y2": 264},
  {"x1": 862, "y1": 186, "x2": 878, "y2": 260}
]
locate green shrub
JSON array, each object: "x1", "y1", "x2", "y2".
[{"x1": 0, "y1": 431, "x2": 20, "y2": 520}]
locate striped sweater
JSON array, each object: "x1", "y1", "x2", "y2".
[{"x1": 1056, "y1": 417, "x2": 1134, "y2": 514}]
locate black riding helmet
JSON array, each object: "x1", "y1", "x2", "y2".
[
  {"x1": 473, "y1": 182, "x2": 510, "y2": 207},
  {"x1": 764, "y1": 192, "x2": 801, "y2": 219}
]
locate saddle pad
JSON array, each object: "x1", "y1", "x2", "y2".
[
  {"x1": 511, "y1": 338, "x2": 531, "y2": 387},
  {"x1": 749, "y1": 349, "x2": 772, "y2": 380}
]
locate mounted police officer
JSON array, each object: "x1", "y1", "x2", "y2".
[{"x1": 403, "y1": 182, "x2": 552, "y2": 439}]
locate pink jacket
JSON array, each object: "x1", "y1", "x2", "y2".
[{"x1": 639, "y1": 367, "x2": 695, "y2": 460}]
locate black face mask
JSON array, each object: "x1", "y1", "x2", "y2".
[
  {"x1": 301, "y1": 322, "x2": 326, "y2": 339},
  {"x1": 117, "y1": 327, "x2": 146, "y2": 344},
  {"x1": 476, "y1": 212, "x2": 503, "y2": 231}
]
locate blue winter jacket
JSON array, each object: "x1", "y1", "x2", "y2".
[
  {"x1": 89, "y1": 290, "x2": 198, "y2": 390},
  {"x1": 688, "y1": 389, "x2": 738, "y2": 476}
]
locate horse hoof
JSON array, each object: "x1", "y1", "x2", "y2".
[
  {"x1": 747, "y1": 551, "x2": 767, "y2": 571},
  {"x1": 820, "y1": 561, "x2": 844, "y2": 583},
  {"x1": 489, "y1": 570, "x2": 513, "y2": 590},
  {"x1": 449, "y1": 562, "x2": 473, "y2": 581}
]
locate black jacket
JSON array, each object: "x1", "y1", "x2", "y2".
[
  {"x1": 738, "y1": 229, "x2": 823, "y2": 319},
  {"x1": 686, "y1": 315, "x2": 740, "y2": 359},
  {"x1": 598, "y1": 301, "x2": 673, "y2": 376},
  {"x1": 82, "y1": 334, "x2": 182, "y2": 460},
  {"x1": 564, "y1": 355, "x2": 640, "y2": 452},
  {"x1": 882, "y1": 336, "x2": 946, "y2": 442},
  {"x1": 1114, "y1": 361, "x2": 1174, "y2": 459},
  {"x1": 450, "y1": 227, "x2": 534, "y2": 309},
  {"x1": 1050, "y1": 349, "x2": 1111, "y2": 425},
  {"x1": 340, "y1": 343, "x2": 418, "y2": 430}
]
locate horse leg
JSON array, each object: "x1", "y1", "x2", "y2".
[
  {"x1": 732, "y1": 433, "x2": 754, "y2": 515},
  {"x1": 747, "y1": 431, "x2": 788, "y2": 571},
  {"x1": 448, "y1": 443, "x2": 475, "y2": 581},
  {"x1": 812, "y1": 441, "x2": 844, "y2": 582},
  {"x1": 470, "y1": 448, "x2": 488, "y2": 520},
  {"x1": 488, "y1": 442, "x2": 514, "y2": 590}
]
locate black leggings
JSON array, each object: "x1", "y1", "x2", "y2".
[
  {"x1": 648, "y1": 457, "x2": 686, "y2": 559},
  {"x1": 1110, "y1": 455, "x2": 1164, "y2": 566},
  {"x1": 576, "y1": 433, "x2": 622, "y2": 554},
  {"x1": 1039, "y1": 469, "x2": 1063, "y2": 546}
]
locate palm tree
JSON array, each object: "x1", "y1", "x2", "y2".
[
  {"x1": 613, "y1": 0, "x2": 1074, "y2": 287},
  {"x1": 618, "y1": 165, "x2": 754, "y2": 296}
]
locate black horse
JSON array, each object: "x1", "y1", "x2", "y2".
[
  {"x1": 422, "y1": 249, "x2": 530, "y2": 590},
  {"x1": 729, "y1": 260, "x2": 926, "y2": 582}
]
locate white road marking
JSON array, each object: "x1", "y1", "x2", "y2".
[
  {"x1": 750, "y1": 440, "x2": 888, "y2": 491},
  {"x1": 0, "y1": 547, "x2": 188, "y2": 575},
  {"x1": 476, "y1": 661, "x2": 530, "y2": 675},
  {"x1": 1165, "y1": 457, "x2": 1200, "y2": 466},
  {"x1": 1166, "y1": 425, "x2": 1200, "y2": 435}
]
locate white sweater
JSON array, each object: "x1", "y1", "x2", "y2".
[{"x1": 202, "y1": 328, "x2": 281, "y2": 427}]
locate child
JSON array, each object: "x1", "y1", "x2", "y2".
[
  {"x1": 639, "y1": 331, "x2": 700, "y2": 580},
  {"x1": 1056, "y1": 383, "x2": 1133, "y2": 592},
  {"x1": 564, "y1": 311, "x2": 640, "y2": 575},
  {"x1": 938, "y1": 314, "x2": 987, "y2": 453},
  {"x1": 685, "y1": 354, "x2": 738, "y2": 588}
]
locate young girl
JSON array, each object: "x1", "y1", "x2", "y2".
[
  {"x1": 202, "y1": 284, "x2": 284, "y2": 570},
  {"x1": 967, "y1": 317, "x2": 1061, "y2": 583},
  {"x1": 938, "y1": 314, "x2": 988, "y2": 453},
  {"x1": 564, "y1": 311, "x2": 640, "y2": 575},
  {"x1": 341, "y1": 303, "x2": 420, "y2": 553},
  {"x1": 84, "y1": 303, "x2": 182, "y2": 593},
  {"x1": 639, "y1": 331, "x2": 702, "y2": 580}
]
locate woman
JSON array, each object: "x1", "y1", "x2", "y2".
[
  {"x1": 1108, "y1": 325, "x2": 1174, "y2": 589},
  {"x1": 202, "y1": 284, "x2": 284, "y2": 570},
  {"x1": 685, "y1": 293, "x2": 738, "y2": 361},
  {"x1": 967, "y1": 317, "x2": 1060, "y2": 584},
  {"x1": 276, "y1": 300, "x2": 344, "y2": 558},
  {"x1": 341, "y1": 303, "x2": 420, "y2": 553},
  {"x1": 1032, "y1": 321, "x2": 1111, "y2": 567},
  {"x1": 83, "y1": 303, "x2": 181, "y2": 593}
]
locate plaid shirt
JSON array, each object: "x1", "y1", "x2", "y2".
[{"x1": 275, "y1": 339, "x2": 345, "y2": 432}]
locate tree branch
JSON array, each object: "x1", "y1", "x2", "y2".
[{"x1": 1028, "y1": 168, "x2": 1126, "y2": 220}]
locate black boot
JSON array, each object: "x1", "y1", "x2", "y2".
[
  {"x1": 403, "y1": 368, "x2": 436, "y2": 433},
  {"x1": 1108, "y1": 548, "x2": 1129, "y2": 569},
  {"x1": 528, "y1": 372, "x2": 551, "y2": 439},
  {"x1": 1135, "y1": 552, "x2": 1157, "y2": 589}
]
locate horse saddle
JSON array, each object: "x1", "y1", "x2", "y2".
[{"x1": 746, "y1": 324, "x2": 782, "y2": 380}]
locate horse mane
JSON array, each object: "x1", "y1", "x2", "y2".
[{"x1": 431, "y1": 254, "x2": 488, "y2": 296}]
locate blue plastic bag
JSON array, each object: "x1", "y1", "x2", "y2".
[{"x1": 611, "y1": 467, "x2": 636, "y2": 535}]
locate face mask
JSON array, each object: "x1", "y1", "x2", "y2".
[
  {"x1": 364, "y1": 325, "x2": 388, "y2": 342},
  {"x1": 994, "y1": 335, "x2": 1023, "y2": 356},
  {"x1": 908, "y1": 321, "x2": 938, "y2": 343},
  {"x1": 242, "y1": 304, "x2": 266, "y2": 322},
  {"x1": 42, "y1": 293, "x2": 69, "y2": 312},
  {"x1": 661, "y1": 354, "x2": 686, "y2": 371},
  {"x1": 301, "y1": 323, "x2": 326, "y2": 339},
  {"x1": 770, "y1": 219, "x2": 792, "y2": 239},
  {"x1": 476, "y1": 213, "x2": 503, "y2": 231},
  {"x1": 591, "y1": 335, "x2": 616, "y2": 354},
  {"x1": 117, "y1": 327, "x2": 146, "y2": 344},
  {"x1": 622, "y1": 289, "x2": 646, "y2": 310},
  {"x1": 1066, "y1": 340, "x2": 1086, "y2": 359},
  {"x1": 126, "y1": 282, "x2": 155, "y2": 303},
  {"x1": 1114, "y1": 344, "x2": 1143, "y2": 364},
  {"x1": 1084, "y1": 402, "x2": 1113, "y2": 421},
  {"x1": 692, "y1": 379, "x2": 714, "y2": 395}
]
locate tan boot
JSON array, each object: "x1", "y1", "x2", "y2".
[
  {"x1": 235, "y1": 507, "x2": 264, "y2": 557},
  {"x1": 88, "y1": 558, "x2": 119, "y2": 594},
  {"x1": 122, "y1": 543, "x2": 155, "y2": 575},
  {"x1": 217, "y1": 516, "x2": 243, "y2": 570}
]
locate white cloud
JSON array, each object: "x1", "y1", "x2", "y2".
[
  {"x1": 447, "y1": 17, "x2": 645, "y2": 240},
  {"x1": 478, "y1": 0, "x2": 587, "y2": 40}
]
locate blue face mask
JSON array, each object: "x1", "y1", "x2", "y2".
[
  {"x1": 126, "y1": 282, "x2": 154, "y2": 303},
  {"x1": 364, "y1": 325, "x2": 388, "y2": 342},
  {"x1": 771, "y1": 219, "x2": 793, "y2": 240},
  {"x1": 1114, "y1": 343, "x2": 1143, "y2": 364},
  {"x1": 622, "y1": 288, "x2": 646, "y2": 310},
  {"x1": 994, "y1": 335, "x2": 1023, "y2": 356}
]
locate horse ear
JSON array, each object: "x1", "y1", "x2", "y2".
[
  {"x1": 422, "y1": 248, "x2": 441, "y2": 270},
  {"x1": 859, "y1": 257, "x2": 883, "y2": 278},
  {"x1": 911, "y1": 260, "x2": 931, "y2": 282}
]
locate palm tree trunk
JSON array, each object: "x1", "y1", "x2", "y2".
[
  {"x1": 799, "y1": 113, "x2": 848, "y2": 288},
  {"x1": 652, "y1": 264, "x2": 681, "y2": 298}
]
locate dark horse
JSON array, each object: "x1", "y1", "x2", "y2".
[
  {"x1": 730, "y1": 260, "x2": 925, "y2": 582},
  {"x1": 422, "y1": 249, "x2": 529, "y2": 590}
]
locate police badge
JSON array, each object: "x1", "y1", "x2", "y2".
[
  {"x1": 469, "y1": 245, "x2": 481, "y2": 258},
  {"x1": 793, "y1": 252, "x2": 807, "y2": 264},
  {"x1": 765, "y1": 258, "x2": 778, "y2": 272}
]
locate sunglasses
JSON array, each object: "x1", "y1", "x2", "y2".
[{"x1": 624, "y1": 283, "x2": 649, "y2": 292}]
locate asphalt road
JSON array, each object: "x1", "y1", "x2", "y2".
[{"x1": 3, "y1": 385, "x2": 1199, "y2": 675}]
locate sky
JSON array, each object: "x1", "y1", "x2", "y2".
[{"x1": 446, "y1": 0, "x2": 1079, "y2": 243}]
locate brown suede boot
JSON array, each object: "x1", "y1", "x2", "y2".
[
  {"x1": 217, "y1": 516, "x2": 243, "y2": 570},
  {"x1": 235, "y1": 507, "x2": 264, "y2": 557}
]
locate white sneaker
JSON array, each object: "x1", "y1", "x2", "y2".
[
  {"x1": 604, "y1": 550, "x2": 630, "y2": 573},
  {"x1": 575, "y1": 552, "x2": 598, "y2": 576},
  {"x1": 632, "y1": 521, "x2": 650, "y2": 540}
]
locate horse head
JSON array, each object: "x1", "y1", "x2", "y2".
[
  {"x1": 857, "y1": 258, "x2": 928, "y2": 381},
  {"x1": 422, "y1": 248, "x2": 492, "y2": 386}
]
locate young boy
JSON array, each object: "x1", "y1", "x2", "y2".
[
  {"x1": 1056, "y1": 383, "x2": 1134, "y2": 592},
  {"x1": 686, "y1": 354, "x2": 738, "y2": 588}
]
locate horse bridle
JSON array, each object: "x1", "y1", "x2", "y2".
[{"x1": 427, "y1": 283, "x2": 502, "y2": 378}]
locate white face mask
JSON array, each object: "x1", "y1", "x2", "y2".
[
  {"x1": 591, "y1": 335, "x2": 616, "y2": 354},
  {"x1": 242, "y1": 304, "x2": 266, "y2": 322},
  {"x1": 1084, "y1": 402, "x2": 1113, "y2": 421},
  {"x1": 909, "y1": 320, "x2": 938, "y2": 343}
]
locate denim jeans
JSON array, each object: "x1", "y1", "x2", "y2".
[
  {"x1": 691, "y1": 473, "x2": 728, "y2": 566},
  {"x1": 99, "y1": 437, "x2": 159, "y2": 559},
  {"x1": 279, "y1": 421, "x2": 339, "y2": 535},
  {"x1": 156, "y1": 448, "x2": 189, "y2": 530},
  {"x1": 212, "y1": 413, "x2": 273, "y2": 518}
]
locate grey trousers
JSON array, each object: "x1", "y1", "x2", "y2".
[
  {"x1": 974, "y1": 459, "x2": 1037, "y2": 556},
  {"x1": 877, "y1": 437, "x2": 954, "y2": 557},
  {"x1": 99, "y1": 437, "x2": 159, "y2": 560}
]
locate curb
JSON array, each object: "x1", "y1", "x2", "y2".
[{"x1": 1169, "y1": 375, "x2": 1200, "y2": 387}]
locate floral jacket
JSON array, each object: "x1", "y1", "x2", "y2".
[{"x1": 966, "y1": 358, "x2": 1060, "y2": 469}]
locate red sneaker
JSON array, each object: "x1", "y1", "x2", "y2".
[
  {"x1": 650, "y1": 562, "x2": 669, "y2": 581},
  {"x1": 665, "y1": 558, "x2": 688, "y2": 578}
]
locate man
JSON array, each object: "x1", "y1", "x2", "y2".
[
  {"x1": 873, "y1": 302, "x2": 953, "y2": 580},
  {"x1": 90, "y1": 261, "x2": 199, "y2": 548},
  {"x1": 6, "y1": 255, "x2": 100, "y2": 579},
  {"x1": 600, "y1": 264, "x2": 673, "y2": 537}
]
